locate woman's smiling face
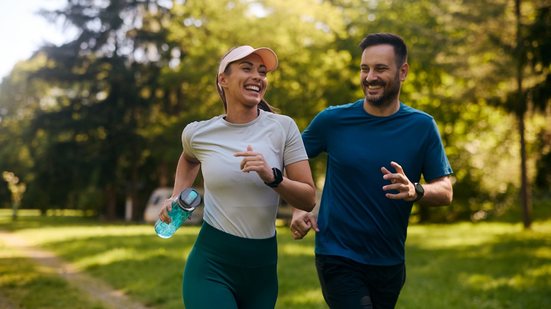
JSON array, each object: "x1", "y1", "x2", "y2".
[{"x1": 219, "y1": 53, "x2": 268, "y2": 108}]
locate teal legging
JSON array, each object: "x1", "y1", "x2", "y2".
[{"x1": 183, "y1": 222, "x2": 278, "y2": 309}]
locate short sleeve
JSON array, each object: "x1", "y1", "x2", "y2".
[
  {"x1": 181, "y1": 122, "x2": 198, "y2": 160},
  {"x1": 302, "y1": 109, "x2": 330, "y2": 158},
  {"x1": 422, "y1": 119, "x2": 453, "y2": 181},
  {"x1": 283, "y1": 117, "x2": 308, "y2": 166}
]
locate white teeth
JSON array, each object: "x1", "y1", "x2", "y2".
[
  {"x1": 245, "y1": 85, "x2": 260, "y2": 92},
  {"x1": 367, "y1": 85, "x2": 382, "y2": 90}
]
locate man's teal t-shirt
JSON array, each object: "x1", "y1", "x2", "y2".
[{"x1": 302, "y1": 99, "x2": 453, "y2": 266}]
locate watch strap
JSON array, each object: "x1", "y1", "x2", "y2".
[{"x1": 264, "y1": 167, "x2": 283, "y2": 188}]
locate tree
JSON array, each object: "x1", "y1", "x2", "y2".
[
  {"x1": 501, "y1": 0, "x2": 550, "y2": 228},
  {"x1": 525, "y1": 3, "x2": 551, "y2": 196},
  {"x1": 0, "y1": 56, "x2": 51, "y2": 213},
  {"x1": 1, "y1": 0, "x2": 547, "y2": 223},
  {"x1": 28, "y1": 0, "x2": 176, "y2": 219}
]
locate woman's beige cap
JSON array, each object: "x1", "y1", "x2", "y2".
[{"x1": 218, "y1": 46, "x2": 278, "y2": 74}]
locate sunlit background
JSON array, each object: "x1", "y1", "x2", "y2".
[
  {"x1": 0, "y1": 1, "x2": 549, "y2": 308},
  {"x1": 0, "y1": 0, "x2": 71, "y2": 79},
  {"x1": 0, "y1": 0, "x2": 549, "y2": 229}
]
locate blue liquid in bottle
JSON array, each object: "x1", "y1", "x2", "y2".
[{"x1": 155, "y1": 188, "x2": 201, "y2": 238}]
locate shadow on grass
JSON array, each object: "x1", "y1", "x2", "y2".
[
  {"x1": 39, "y1": 233, "x2": 197, "y2": 309},
  {"x1": 4, "y1": 209, "x2": 549, "y2": 309},
  {"x1": 19, "y1": 226, "x2": 325, "y2": 309},
  {"x1": 0, "y1": 248, "x2": 107, "y2": 309},
  {"x1": 400, "y1": 229, "x2": 551, "y2": 309}
]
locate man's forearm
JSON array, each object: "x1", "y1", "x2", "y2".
[{"x1": 419, "y1": 176, "x2": 453, "y2": 206}]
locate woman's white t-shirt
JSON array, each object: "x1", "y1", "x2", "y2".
[{"x1": 182, "y1": 110, "x2": 308, "y2": 239}]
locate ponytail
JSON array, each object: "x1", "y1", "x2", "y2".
[
  {"x1": 215, "y1": 74, "x2": 228, "y2": 112},
  {"x1": 259, "y1": 99, "x2": 277, "y2": 113}
]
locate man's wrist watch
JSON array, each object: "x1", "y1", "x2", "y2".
[
  {"x1": 412, "y1": 182, "x2": 425, "y2": 202},
  {"x1": 264, "y1": 167, "x2": 283, "y2": 188}
]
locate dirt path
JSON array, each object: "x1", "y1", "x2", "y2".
[{"x1": 0, "y1": 231, "x2": 151, "y2": 309}]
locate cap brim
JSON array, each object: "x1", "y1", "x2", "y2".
[
  {"x1": 218, "y1": 46, "x2": 278, "y2": 74},
  {"x1": 250, "y1": 48, "x2": 278, "y2": 72}
]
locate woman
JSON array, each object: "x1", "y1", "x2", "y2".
[{"x1": 158, "y1": 45, "x2": 316, "y2": 309}]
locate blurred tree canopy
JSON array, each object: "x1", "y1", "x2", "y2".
[{"x1": 0, "y1": 0, "x2": 549, "y2": 223}]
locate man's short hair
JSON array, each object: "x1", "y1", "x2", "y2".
[{"x1": 359, "y1": 33, "x2": 408, "y2": 66}]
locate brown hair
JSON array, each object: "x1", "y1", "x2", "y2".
[{"x1": 359, "y1": 33, "x2": 408, "y2": 67}]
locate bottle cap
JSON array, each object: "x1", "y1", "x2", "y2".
[{"x1": 176, "y1": 188, "x2": 202, "y2": 211}]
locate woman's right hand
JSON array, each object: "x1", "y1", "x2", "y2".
[{"x1": 158, "y1": 198, "x2": 174, "y2": 223}]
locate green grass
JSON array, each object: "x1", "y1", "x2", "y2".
[
  {"x1": 0, "y1": 235, "x2": 106, "y2": 309},
  {"x1": 399, "y1": 222, "x2": 551, "y2": 308},
  {"x1": 1, "y1": 209, "x2": 551, "y2": 308}
]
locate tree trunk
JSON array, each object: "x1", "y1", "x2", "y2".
[
  {"x1": 515, "y1": 0, "x2": 532, "y2": 229},
  {"x1": 130, "y1": 166, "x2": 140, "y2": 221},
  {"x1": 518, "y1": 114, "x2": 532, "y2": 228},
  {"x1": 105, "y1": 185, "x2": 117, "y2": 220}
]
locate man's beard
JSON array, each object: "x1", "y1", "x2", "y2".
[{"x1": 363, "y1": 74, "x2": 401, "y2": 107}]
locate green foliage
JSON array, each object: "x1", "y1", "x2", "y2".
[
  {"x1": 165, "y1": 0, "x2": 352, "y2": 127},
  {"x1": 0, "y1": 0, "x2": 549, "y2": 222},
  {"x1": 20, "y1": 0, "x2": 180, "y2": 219}
]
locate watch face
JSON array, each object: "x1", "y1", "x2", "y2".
[
  {"x1": 411, "y1": 183, "x2": 424, "y2": 203},
  {"x1": 415, "y1": 183, "x2": 424, "y2": 195}
]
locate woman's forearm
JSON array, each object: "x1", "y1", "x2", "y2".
[
  {"x1": 276, "y1": 160, "x2": 316, "y2": 212},
  {"x1": 172, "y1": 152, "x2": 201, "y2": 198}
]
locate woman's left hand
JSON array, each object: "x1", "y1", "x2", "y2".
[{"x1": 234, "y1": 145, "x2": 274, "y2": 183}]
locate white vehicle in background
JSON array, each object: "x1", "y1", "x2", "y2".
[{"x1": 143, "y1": 187, "x2": 204, "y2": 225}]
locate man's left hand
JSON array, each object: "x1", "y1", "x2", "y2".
[{"x1": 380, "y1": 161, "x2": 417, "y2": 201}]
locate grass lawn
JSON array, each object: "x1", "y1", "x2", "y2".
[
  {"x1": 1, "y1": 209, "x2": 550, "y2": 308},
  {"x1": 0, "y1": 227, "x2": 107, "y2": 308}
]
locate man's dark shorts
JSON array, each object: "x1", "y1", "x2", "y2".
[{"x1": 315, "y1": 254, "x2": 406, "y2": 309}]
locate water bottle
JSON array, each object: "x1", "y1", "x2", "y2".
[{"x1": 154, "y1": 188, "x2": 202, "y2": 238}]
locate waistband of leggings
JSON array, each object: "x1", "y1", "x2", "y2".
[{"x1": 194, "y1": 222, "x2": 277, "y2": 267}]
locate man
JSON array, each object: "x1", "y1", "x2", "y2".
[{"x1": 291, "y1": 33, "x2": 453, "y2": 309}]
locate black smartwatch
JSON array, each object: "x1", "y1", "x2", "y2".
[
  {"x1": 264, "y1": 167, "x2": 283, "y2": 188},
  {"x1": 412, "y1": 182, "x2": 424, "y2": 202}
]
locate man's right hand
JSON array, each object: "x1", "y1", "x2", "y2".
[{"x1": 290, "y1": 209, "x2": 319, "y2": 240}]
